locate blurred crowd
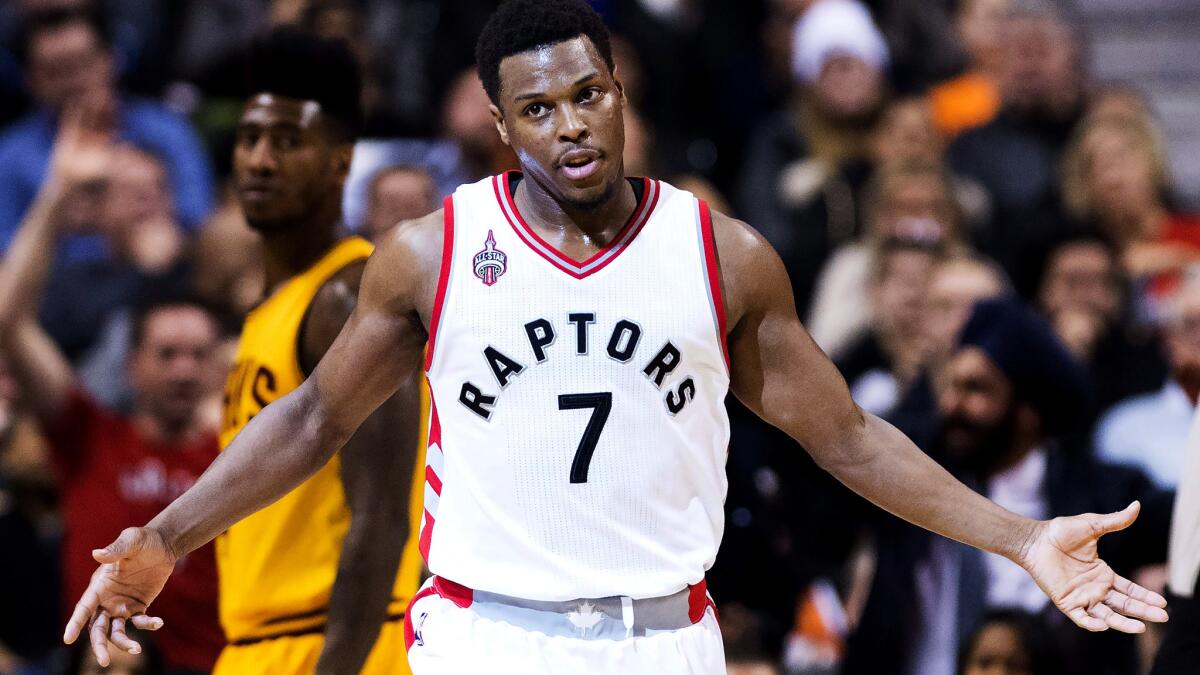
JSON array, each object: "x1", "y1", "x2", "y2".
[{"x1": 0, "y1": 0, "x2": 1196, "y2": 674}]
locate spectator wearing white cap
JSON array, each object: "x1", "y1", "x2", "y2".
[{"x1": 738, "y1": 0, "x2": 891, "y2": 318}]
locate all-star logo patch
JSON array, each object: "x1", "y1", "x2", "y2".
[{"x1": 473, "y1": 229, "x2": 507, "y2": 286}]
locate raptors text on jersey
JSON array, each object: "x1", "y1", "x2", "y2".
[{"x1": 421, "y1": 172, "x2": 730, "y2": 601}]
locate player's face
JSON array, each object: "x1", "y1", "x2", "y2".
[
  {"x1": 936, "y1": 347, "x2": 1018, "y2": 471},
  {"x1": 129, "y1": 307, "x2": 218, "y2": 431},
  {"x1": 491, "y1": 36, "x2": 627, "y2": 210},
  {"x1": 961, "y1": 621, "x2": 1035, "y2": 675},
  {"x1": 234, "y1": 94, "x2": 351, "y2": 232}
]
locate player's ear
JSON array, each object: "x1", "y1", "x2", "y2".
[
  {"x1": 612, "y1": 66, "x2": 626, "y2": 105},
  {"x1": 490, "y1": 103, "x2": 511, "y2": 147}
]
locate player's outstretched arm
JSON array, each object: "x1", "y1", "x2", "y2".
[
  {"x1": 711, "y1": 208, "x2": 1169, "y2": 634},
  {"x1": 298, "y1": 261, "x2": 423, "y2": 675},
  {"x1": 63, "y1": 212, "x2": 443, "y2": 666}
]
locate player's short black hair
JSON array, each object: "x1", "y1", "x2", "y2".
[
  {"x1": 475, "y1": 0, "x2": 614, "y2": 105},
  {"x1": 245, "y1": 26, "x2": 363, "y2": 142},
  {"x1": 17, "y1": 7, "x2": 112, "y2": 65},
  {"x1": 130, "y1": 295, "x2": 222, "y2": 350}
]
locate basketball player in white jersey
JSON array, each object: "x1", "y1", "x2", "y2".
[{"x1": 65, "y1": 1, "x2": 1167, "y2": 672}]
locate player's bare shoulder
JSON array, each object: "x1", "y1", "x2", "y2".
[
  {"x1": 362, "y1": 208, "x2": 446, "y2": 325},
  {"x1": 707, "y1": 207, "x2": 790, "y2": 329}
]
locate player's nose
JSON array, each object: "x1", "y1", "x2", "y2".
[{"x1": 557, "y1": 104, "x2": 588, "y2": 143}]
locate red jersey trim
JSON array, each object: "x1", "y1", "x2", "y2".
[
  {"x1": 404, "y1": 585, "x2": 439, "y2": 650},
  {"x1": 698, "y1": 200, "x2": 730, "y2": 370},
  {"x1": 424, "y1": 196, "x2": 455, "y2": 372},
  {"x1": 420, "y1": 380, "x2": 442, "y2": 565},
  {"x1": 493, "y1": 171, "x2": 660, "y2": 279}
]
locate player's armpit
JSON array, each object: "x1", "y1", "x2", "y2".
[{"x1": 707, "y1": 208, "x2": 865, "y2": 458}]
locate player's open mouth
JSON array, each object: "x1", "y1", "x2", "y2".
[{"x1": 560, "y1": 150, "x2": 600, "y2": 181}]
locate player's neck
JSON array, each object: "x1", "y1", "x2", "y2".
[
  {"x1": 514, "y1": 172, "x2": 638, "y2": 242},
  {"x1": 260, "y1": 214, "x2": 342, "y2": 290}
]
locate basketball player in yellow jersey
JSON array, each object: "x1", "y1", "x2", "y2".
[{"x1": 213, "y1": 29, "x2": 423, "y2": 674}]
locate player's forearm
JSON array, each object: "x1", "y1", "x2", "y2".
[
  {"x1": 148, "y1": 382, "x2": 351, "y2": 558},
  {"x1": 316, "y1": 517, "x2": 409, "y2": 675},
  {"x1": 813, "y1": 410, "x2": 1040, "y2": 562}
]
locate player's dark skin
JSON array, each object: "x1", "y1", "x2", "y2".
[
  {"x1": 66, "y1": 35, "x2": 1167, "y2": 664},
  {"x1": 229, "y1": 93, "x2": 419, "y2": 675}
]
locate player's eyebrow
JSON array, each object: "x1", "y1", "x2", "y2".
[{"x1": 512, "y1": 72, "x2": 601, "y2": 102}]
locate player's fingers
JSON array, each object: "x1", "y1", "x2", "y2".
[
  {"x1": 64, "y1": 586, "x2": 102, "y2": 644},
  {"x1": 1105, "y1": 589, "x2": 1169, "y2": 623},
  {"x1": 1114, "y1": 574, "x2": 1169, "y2": 608},
  {"x1": 129, "y1": 614, "x2": 164, "y2": 632},
  {"x1": 1068, "y1": 606, "x2": 1107, "y2": 632},
  {"x1": 1090, "y1": 602, "x2": 1145, "y2": 634},
  {"x1": 108, "y1": 617, "x2": 142, "y2": 655},
  {"x1": 89, "y1": 611, "x2": 112, "y2": 667},
  {"x1": 1094, "y1": 502, "x2": 1140, "y2": 535}
]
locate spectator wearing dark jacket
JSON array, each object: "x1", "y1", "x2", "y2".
[
  {"x1": 844, "y1": 299, "x2": 1172, "y2": 675},
  {"x1": 948, "y1": 0, "x2": 1088, "y2": 291}
]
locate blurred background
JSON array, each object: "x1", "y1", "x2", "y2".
[{"x1": 0, "y1": 0, "x2": 1198, "y2": 674}]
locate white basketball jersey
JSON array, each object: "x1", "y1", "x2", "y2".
[{"x1": 420, "y1": 172, "x2": 730, "y2": 601}]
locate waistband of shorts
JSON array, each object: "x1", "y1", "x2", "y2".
[
  {"x1": 228, "y1": 608, "x2": 406, "y2": 646},
  {"x1": 416, "y1": 576, "x2": 716, "y2": 640}
]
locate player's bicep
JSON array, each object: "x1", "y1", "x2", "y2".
[
  {"x1": 721, "y1": 222, "x2": 862, "y2": 454},
  {"x1": 308, "y1": 235, "x2": 429, "y2": 438}
]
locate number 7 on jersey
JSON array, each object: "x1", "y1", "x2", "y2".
[{"x1": 558, "y1": 392, "x2": 612, "y2": 483}]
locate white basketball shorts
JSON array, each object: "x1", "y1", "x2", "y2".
[{"x1": 403, "y1": 576, "x2": 726, "y2": 674}]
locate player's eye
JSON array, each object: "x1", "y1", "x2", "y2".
[
  {"x1": 578, "y1": 87, "x2": 602, "y2": 103},
  {"x1": 274, "y1": 135, "x2": 300, "y2": 151},
  {"x1": 524, "y1": 103, "x2": 549, "y2": 118}
]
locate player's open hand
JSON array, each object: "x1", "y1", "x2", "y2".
[
  {"x1": 1019, "y1": 501, "x2": 1169, "y2": 633},
  {"x1": 62, "y1": 527, "x2": 177, "y2": 667}
]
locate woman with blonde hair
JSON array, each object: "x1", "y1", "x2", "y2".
[{"x1": 1061, "y1": 112, "x2": 1200, "y2": 318}]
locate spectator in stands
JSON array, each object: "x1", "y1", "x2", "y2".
[
  {"x1": 738, "y1": 0, "x2": 889, "y2": 314},
  {"x1": 808, "y1": 159, "x2": 964, "y2": 358},
  {"x1": 1037, "y1": 235, "x2": 1123, "y2": 363},
  {"x1": 844, "y1": 298, "x2": 1170, "y2": 675},
  {"x1": 1061, "y1": 114, "x2": 1200, "y2": 321},
  {"x1": 1036, "y1": 234, "x2": 1168, "y2": 415},
  {"x1": 930, "y1": 0, "x2": 1011, "y2": 138},
  {"x1": 45, "y1": 143, "x2": 191, "y2": 406},
  {"x1": 888, "y1": 252, "x2": 1010, "y2": 444},
  {"x1": 1095, "y1": 277, "x2": 1200, "y2": 489},
  {"x1": 0, "y1": 6, "x2": 213, "y2": 263},
  {"x1": 443, "y1": 68, "x2": 517, "y2": 182},
  {"x1": 837, "y1": 238, "x2": 940, "y2": 417},
  {"x1": 3, "y1": 115, "x2": 192, "y2": 418},
  {"x1": 0, "y1": 105, "x2": 222, "y2": 673},
  {"x1": 868, "y1": 96, "x2": 991, "y2": 240},
  {"x1": 925, "y1": 254, "x2": 1010, "y2": 367},
  {"x1": 1086, "y1": 86, "x2": 1154, "y2": 127},
  {"x1": 957, "y1": 609, "x2": 1062, "y2": 675},
  {"x1": 948, "y1": 0, "x2": 1089, "y2": 290},
  {"x1": 363, "y1": 164, "x2": 439, "y2": 242}
]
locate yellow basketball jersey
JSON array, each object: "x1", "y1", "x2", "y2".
[{"x1": 217, "y1": 236, "x2": 426, "y2": 643}]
